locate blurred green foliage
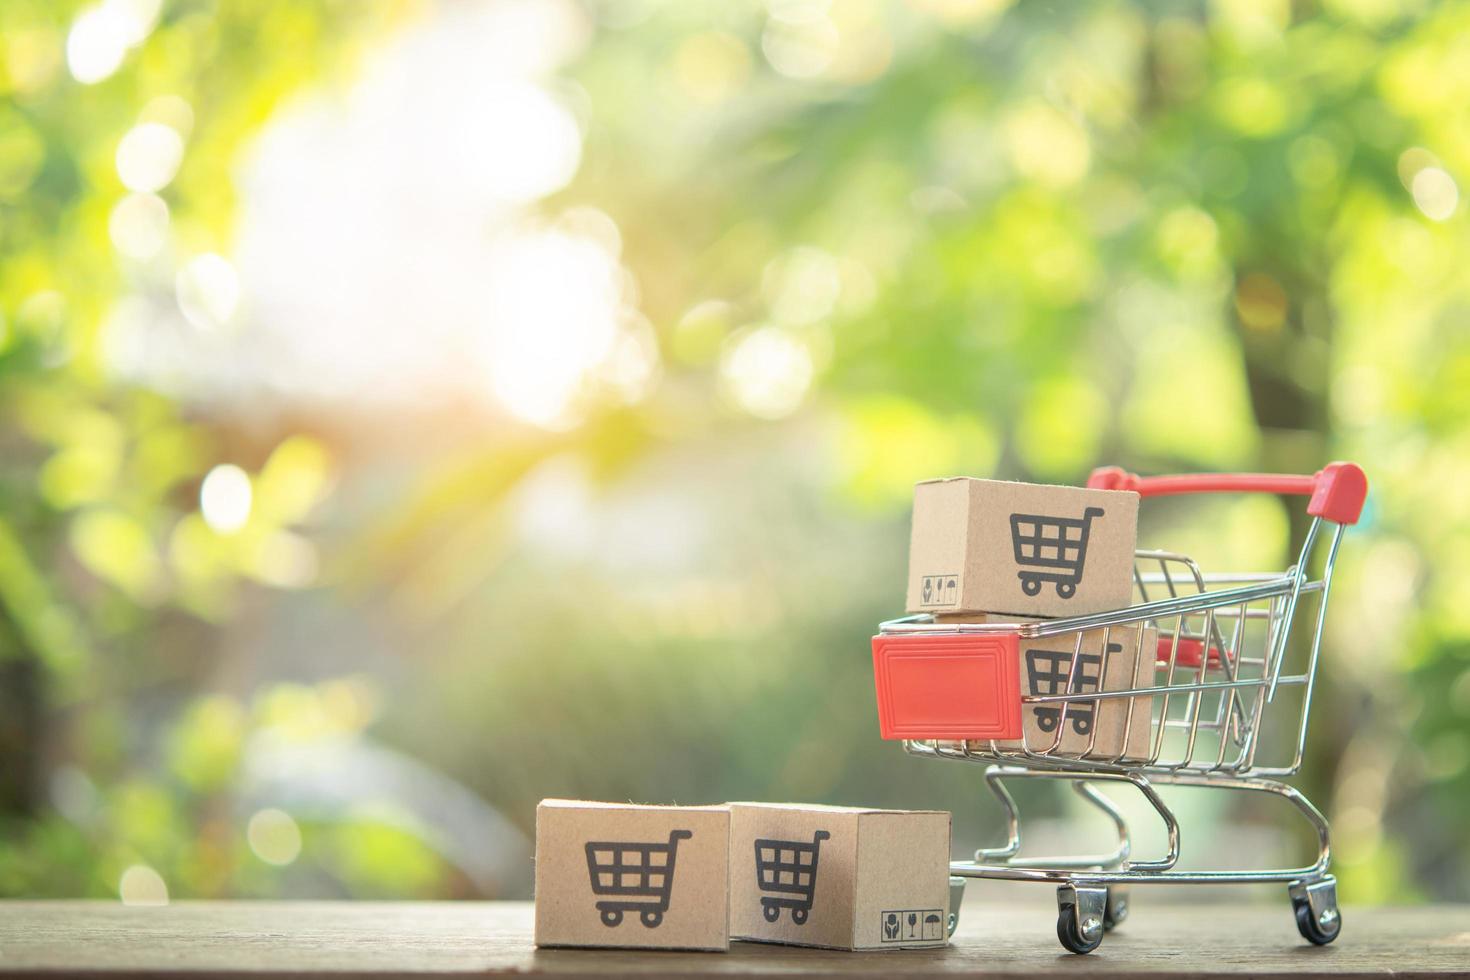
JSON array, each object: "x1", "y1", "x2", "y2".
[{"x1": 2, "y1": 0, "x2": 1469, "y2": 905}]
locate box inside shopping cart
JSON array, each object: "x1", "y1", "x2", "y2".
[
  {"x1": 729, "y1": 803, "x2": 951, "y2": 951},
  {"x1": 907, "y1": 477, "x2": 1138, "y2": 618}
]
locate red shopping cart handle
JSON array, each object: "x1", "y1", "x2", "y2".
[{"x1": 1087, "y1": 462, "x2": 1367, "y2": 525}]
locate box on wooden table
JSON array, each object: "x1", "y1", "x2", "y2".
[
  {"x1": 728, "y1": 803, "x2": 951, "y2": 951},
  {"x1": 906, "y1": 478, "x2": 1139, "y2": 618},
  {"x1": 534, "y1": 800, "x2": 729, "y2": 951}
]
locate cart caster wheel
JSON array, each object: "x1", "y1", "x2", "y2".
[
  {"x1": 599, "y1": 909, "x2": 623, "y2": 927},
  {"x1": 1290, "y1": 876, "x2": 1341, "y2": 946},
  {"x1": 1057, "y1": 903, "x2": 1104, "y2": 954},
  {"x1": 1056, "y1": 885, "x2": 1106, "y2": 954},
  {"x1": 947, "y1": 876, "x2": 966, "y2": 938},
  {"x1": 1103, "y1": 887, "x2": 1129, "y2": 931},
  {"x1": 762, "y1": 904, "x2": 780, "y2": 922},
  {"x1": 640, "y1": 909, "x2": 663, "y2": 928},
  {"x1": 1057, "y1": 582, "x2": 1077, "y2": 599},
  {"x1": 792, "y1": 908, "x2": 809, "y2": 925},
  {"x1": 1021, "y1": 578, "x2": 1042, "y2": 596}
]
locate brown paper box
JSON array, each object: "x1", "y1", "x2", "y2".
[
  {"x1": 906, "y1": 478, "x2": 1139, "y2": 618},
  {"x1": 969, "y1": 624, "x2": 1156, "y2": 760},
  {"x1": 928, "y1": 612, "x2": 994, "y2": 624},
  {"x1": 534, "y1": 800, "x2": 729, "y2": 951},
  {"x1": 729, "y1": 803, "x2": 950, "y2": 951}
]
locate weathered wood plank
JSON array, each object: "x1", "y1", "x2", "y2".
[{"x1": 0, "y1": 900, "x2": 1467, "y2": 978}]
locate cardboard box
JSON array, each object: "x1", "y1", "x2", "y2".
[
  {"x1": 928, "y1": 612, "x2": 994, "y2": 624},
  {"x1": 906, "y1": 478, "x2": 1139, "y2": 618},
  {"x1": 534, "y1": 800, "x2": 729, "y2": 951},
  {"x1": 971, "y1": 624, "x2": 1156, "y2": 760},
  {"x1": 729, "y1": 803, "x2": 950, "y2": 951}
]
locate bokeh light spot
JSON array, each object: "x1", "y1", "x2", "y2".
[
  {"x1": 109, "y1": 193, "x2": 170, "y2": 260},
  {"x1": 674, "y1": 32, "x2": 751, "y2": 103},
  {"x1": 67, "y1": 6, "x2": 131, "y2": 84},
  {"x1": 248, "y1": 808, "x2": 303, "y2": 866},
  {"x1": 118, "y1": 864, "x2": 168, "y2": 905},
  {"x1": 905, "y1": 0, "x2": 1014, "y2": 28},
  {"x1": 67, "y1": 0, "x2": 160, "y2": 85},
  {"x1": 762, "y1": 13, "x2": 839, "y2": 79},
  {"x1": 719, "y1": 326, "x2": 813, "y2": 419},
  {"x1": 1004, "y1": 103, "x2": 1091, "y2": 188},
  {"x1": 1410, "y1": 167, "x2": 1458, "y2": 222},
  {"x1": 251, "y1": 531, "x2": 319, "y2": 589},
  {"x1": 479, "y1": 228, "x2": 625, "y2": 428},
  {"x1": 764, "y1": 246, "x2": 842, "y2": 326},
  {"x1": 475, "y1": 82, "x2": 583, "y2": 204},
  {"x1": 200, "y1": 464, "x2": 252, "y2": 534},
  {"x1": 1396, "y1": 146, "x2": 1437, "y2": 189},
  {"x1": 176, "y1": 253, "x2": 241, "y2": 330},
  {"x1": 1233, "y1": 272, "x2": 1288, "y2": 332},
  {"x1": 116, "y1": 122, "x2": 184, "y2": 193}
]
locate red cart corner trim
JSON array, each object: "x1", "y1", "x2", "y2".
[{"x1": 872, "y1": 632, "x2": 1023, "y2": 741}]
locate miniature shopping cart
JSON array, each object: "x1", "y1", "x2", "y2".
[
  {"x1": 584, "y1": 829, "x2": 693, "y2": 928},
  {"x1": 1011, "y1": 505, "x2": 1105, "y2": 598},
  {"x1": 754, "y1": 830, "x2": 831, "y2": 924},
  {"x1": 872, "y1": 464, "x2": 1367, "y2": 954}
]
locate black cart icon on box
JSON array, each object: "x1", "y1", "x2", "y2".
[
  {"x1": 754, "y1": 830, "x2": 830, "y2": 924},
  {"x1": 584, "y1": 829, "x2": 692, "y2": 928},
  {"x1": 1026, "y1": 647, "x2": 1102, "y2": 735},
  {"x1": 1010, "y1": 506, "x2": 1105, "y2": 599}
]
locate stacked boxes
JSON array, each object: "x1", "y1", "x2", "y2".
[
  {"x1": 904, "y1": 477, "x2": 1152, "y2": 759},
  {"x1": 906, "y1": 477, "x2": 1138, "y2": 619}
]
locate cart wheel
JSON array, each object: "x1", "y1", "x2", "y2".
[
  {"x1": 1103, "y1": 887, "x2": 1129, "y2": 931},
  {"x1": 762, "y1": 904, "x2": 780, "y2": 923},
  {"x1": 1291, "y1": 892, "x2": 1341, "y2": 945},
  {"x1": 600, "y1": 908, "x2": 623, "y2": 927},
  {"x1": 1021, "y1": 577, "x2": 1042, "y2": 596},
  {"x1": 1056, "y1": 582, "x2": 1077, "y2": 599},
  {"x1": 640, "y1": 909, "x2": 664, "y2": 928},
  {"x1": 1056, "y1": 902, "x2": 1103, "y2": 955},
  {"x1": 1055, "y1": 885, "x2": 1107, "y2": 955},
  {"x1": 792, "y1": 908, "x2": 809, "y2": 925}
]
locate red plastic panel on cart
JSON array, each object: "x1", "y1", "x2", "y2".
[{"x1": 871, "y1": 632, "x2": 1023, "y2": 740}]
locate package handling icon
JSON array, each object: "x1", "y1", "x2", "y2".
[
  {"x1": 880, "y1": 908, "x2": 945, "y2": 943},
  {"x1": 584, "y1": 829, "x2": 692, "y2": 928},
  {"x1": 754, "y1": 830, "x2": 830, "y2": 925}
]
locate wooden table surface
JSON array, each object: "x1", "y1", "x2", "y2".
[{"x1": 1, "y1": 899, "x2": 1467, "y2": 979}]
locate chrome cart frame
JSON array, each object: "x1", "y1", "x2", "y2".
[{"x1": 877, "y1": 464, "x2": 1367, "y2": 953}]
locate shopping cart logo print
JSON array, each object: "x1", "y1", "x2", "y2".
[
  {"x1": 753, "y1": 829, "x2": 829, "y2": 925},
  {"x1": 584, "y1": 829, "x2": 692, "y2": 928},
  {"x1": 1009, "y1": 506, "x2": 1105, "y2": 599},
  {"x1": 880, "y1": 908, "x2": 944, "y2": 942},
  {"x1": 920, "y1": 574, "x2": 959, "y2": 607},
  {"x1": 1026, "y1": 646, "x2": 1112, "y2": 735}
]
